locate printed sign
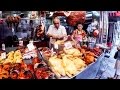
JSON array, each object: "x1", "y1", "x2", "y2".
[
  {"x1": 64, "y1": 41, "x2": 72, "y2": 49},
  {"x1": 1, "y1": 52, "x2": 6, "y2": 59},
  {"x1": 27, "y1": 43, "x2": 35, "y2": 51},
  {"x1": 19, "y1": 41, "x2": 23, "y2": 46},
  {"x1": 54, "y1": 44, "x2": 58, "y2": 49}
]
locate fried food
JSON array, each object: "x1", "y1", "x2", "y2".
[
  {"x1": 62, "y1": 55, "x2": 77, "y2": 77},
  {"x1": 48, "y1": 56, "x2": 66, "y2": 78},
  {"x1": 64, "y1": 48, "x2": 82, "y2": 57},
  {"x1": 55, "y1": 40, "x2": 64, "y2": 45},
  {"x1": 4, "y1": 50, "x2": 23, "y2": 64},
  {"x1": 71, "y1": 57, "x2": 86, "y2": 70}
]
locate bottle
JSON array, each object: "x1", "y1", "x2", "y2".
[
  {"x1": 1, "y1": 43, "x2": 6, "y2": 59},
  {"x1": 19, "y1": 38, "x2": 23, "y2": 46},
  {"x1": 2, "y1": 43, "x2": 5, "y2": 51}
]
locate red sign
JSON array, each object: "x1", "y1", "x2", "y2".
[{"x1": 116, "y1": 11, "x2": 120, "y2": 16}]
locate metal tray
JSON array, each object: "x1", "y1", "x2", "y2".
[{"x1": 39, "y1": 50, "x2": 103, "y2": 79}]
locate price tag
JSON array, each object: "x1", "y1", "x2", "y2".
[
  {"x1": 27, "y1": 43, "x2": 35, "y2": 51},
  {"x1": 19, "y1": 41, "x2": 23, "y2": 46},
  {"x1": 64, "y1": 41, "x2": 72, "y2": 49},
  {"x1": 1, "y1": 52, "x2": 6, "y2": 59},
  {"x1": 2, "y1": 44, "x2": 5, "y2": 50},
  {"x1": 54, "y1": 44, "x2": 58, "y2": 49},
  {"x1": 12, "y1": 28, "x2": 14, "y2": 32}
]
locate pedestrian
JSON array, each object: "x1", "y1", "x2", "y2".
[{"x1": 114, "y1": 46, "x2": 120, "y2": 79}]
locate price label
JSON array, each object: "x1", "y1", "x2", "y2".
[
  {"x1": 19, "y1": 41, "x2": 23, "y2": 46},
  {"x1": 27, "y1": 43, "x2": 35, "y2": 51},
  {"x1": 1, "y1": 52, "x2": 6, "y2": 59},
  {"x1": 2, "y1": 44, "x2": 5, "y2": 50},
  {"x1": 64, "y1": 41, "x2": 72, "y2": 49},
  {"x1": 12, "y1": 28, "x2": 14, "y2": 32},
  {"x1": 54, "y1": 44, "x2": 58, "y2": 49}
]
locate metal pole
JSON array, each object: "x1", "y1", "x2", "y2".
[{"x1": 99, "y1": 11, "x2": 109, "y2": 44}]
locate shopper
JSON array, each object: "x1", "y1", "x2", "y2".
[
  {"x1": 71, "y1": 23, "x2": 87, "y2": 47},
  {"x1": 47, "y1": 17, "x2": 67, "y2": 48},
  {"x1": 114, "y1": 46, "x2": 120, "y2": 79}
]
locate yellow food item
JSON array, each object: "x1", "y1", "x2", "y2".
[
  {"x1": 55, "y1": 40, "x2": 64, "y2": 45},
  {"x1": 64, "y1": 48, "x2": 82, "y2": 57},
  {"x1": 49, "y1": 56, "x2": 66, "y2": 78},
  {"x1": 62, "y1": 55, "x2": 77, "y2": 77},
  {"x1": 72, "y1": 57, "x2": 86, "y2": 70},
  {"x1": 4, "y1": 50, "x2": 22, "y2": 64}
]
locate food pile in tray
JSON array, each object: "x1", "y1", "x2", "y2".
[
  {"x1": 39, "y1": 45, "x2": 103, "y2": 79},
  {"x1": 0, "y1": 46, "x2": 54, "y2": 79}
]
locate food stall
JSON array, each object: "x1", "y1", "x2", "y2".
[{"x1": 0, "y1": 11, "x2": 106, "y2": 79}]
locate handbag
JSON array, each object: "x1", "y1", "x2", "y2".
[{"x1": 114, "y1": 51, "x2": 118, "y2": 59}]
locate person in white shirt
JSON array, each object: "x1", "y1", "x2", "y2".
[{"x1": 47, "y1": 17, "x2": 67, "y2": 48}]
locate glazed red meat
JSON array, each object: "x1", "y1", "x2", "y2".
[
  {"x1": 32, "y1": 57, "x2": 41, "y2": 65},
  {"x1": 66, "y1": 11, "x2": 86, "y2": 26},
  {"x1": 3, "y1": 63, "x2": 11, "y2": 71},
  {"x1": 35, "y1": 68, "x2": 49, "y2": 79},
  {"x1": 18, "y1": 70, "x2": 25, "y2": 79},
  {"x1": 27, "y1": 64, "x2": 34, "y2": 73},
  {"x1": 24, "y1": 71, "x2": 33, "y2": 79},
  {"x1": 10, "y1": 71, "x2": 18, "y2": 79}
]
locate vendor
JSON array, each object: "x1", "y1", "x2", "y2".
[
  {"x1": 47, "y1": 17, "x2": 67, "y2": 48},
  {"x1": 71, "y1": 23, "x2": 87, "y2": 46}
]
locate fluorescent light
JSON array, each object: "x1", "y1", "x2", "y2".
[
  {"x1": 92, "y1": 11, "x2": 100, "y2": 16},
  {"x1": 86, "y1": 14, "x2": 92, "y2": 17}
]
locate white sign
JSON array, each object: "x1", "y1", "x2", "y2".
[
  {"x1": 19, "y1": 41, "x2": 23, "y2": 46},
  {"x1": 1, "y1": 52, "x2": 6, "y2": 59},
  {"x1": 27, "y1": 43, "x2": 35, "y2": 51},
  {"x1": 64, "y1": 41, "x2": 72, "y2": 49},
  {"x1": 2, "y1": 44, "x2": 5, "y2": 51},
  {"x1": 54, "y1": 44, "x2": 58, "y2": 49}
]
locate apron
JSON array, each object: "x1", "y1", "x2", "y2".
[
  {"x1": 74, "y1": 30, "x2": 85, "y2": 46},
  {"x1": 49, "y1": 28, "x2": 63, "y2": 49}
]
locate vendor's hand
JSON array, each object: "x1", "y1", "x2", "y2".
[{"x1": 52, "y1": 35, "x2": 57, "y2": 39}]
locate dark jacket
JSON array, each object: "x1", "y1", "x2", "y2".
[{"x1": 114, "y1": 50, "x2": 120, "y2": 60}]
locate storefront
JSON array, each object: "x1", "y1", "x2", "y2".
[{"x1": 0, "y1": 11, "x2": 112, "y2": 79}]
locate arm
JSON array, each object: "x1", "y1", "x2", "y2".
[
  {"x1": 61, "y1": 26, "x2": 67, "y2": 37},
  {"x1": 71, "y1": 30, "x2": 76, "y2": 43}
]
